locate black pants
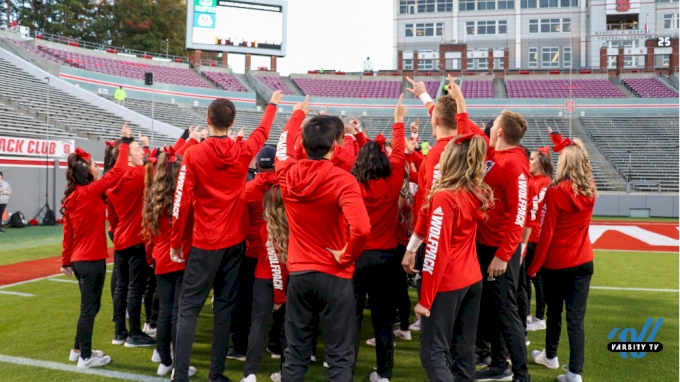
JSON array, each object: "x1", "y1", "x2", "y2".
[
  {"x1": 72, "y1": 260, "x2": 106, "y2": 359},
  {"x1": 525, "y1": 243, "x2": 546, "y2": 320},
  {"x1": 269, "y1": 306, "x2": 287, "y2": 354},
  {"x1": 517, "y1": 255, "x2": 529, "y2": 332},
  {"x1": 173, "y1": 242, "x2": 245, "y2": 381},
  {"x1": 0, "y1": 204, "x2": 6, "y2": 229},
  {"x1": 113, "y1": 244, "x2": 148, "y2": 335},
  {"x1": 282, "y1": 272, "x2": 355, "y2": 382},
  {"x1": 395, "y1": 244, "x2": 412, "y2": 331},
  {"x1": 353, "y1": 249, "x2": 400, "y2": 379},
  {"x1": 476, "y1": 243, "x2": 529, "y2": 381},
  {"x1": 543, "y1": 261, "x2": 593, "y2": 375},
  {"x1": 420, "y1": 282, "x2": 482, "y2": 382},
  {"x1": 231, "y1": 255, "x2": 258, "y2": 354},
  {"x1": 244, "y1": 279, "x2": 287, "y2": 376},
  {"x1": 156, "y1": 271, "x2": 183, "y2": 367},
  {"x1": 144, "y1": 269, "x2": 159, "y2": 328}
]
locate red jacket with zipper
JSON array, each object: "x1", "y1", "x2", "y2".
[
  {"x1": 245, "y1": 171, "x2": 278, "y2": 259},
  {"x1": 62, "y1": 142, "x2": 129, "y2": 266},
  {"x1": 419, "y1": 189, "x2": 484, "y2": 311},
  {"x1": 527, "y1": 180, "x2": 595, "y2": 276},
  {"x1": 275, "y1": 110, "x2": 371, "y2": 279},
  {"x1": 171, "y1": 104, "x2": 276, "y2": 250},
  {"x1": 254, "y1": 225, "x2": 289, "y2": 305}
]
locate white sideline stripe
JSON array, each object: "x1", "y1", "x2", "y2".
[
  {"x1": 0, "y1": 354, "x2": 168, "y2": 381},
  {"x1": 0, "y1": 273, "x2": 63, "y2": 289},
  {"x1": 591, "y1": 286, "x2": 679, "y2": 292},
  {"x1": 49, "y1": 278, "x2": 78, "y2": 284},
  {"x1": 0, "y1": 290, "x2": 34, "y2": 297}
]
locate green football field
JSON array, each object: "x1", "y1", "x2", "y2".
[{"x1": 0, "y1": 225, "x2": 677, "y2": 381}]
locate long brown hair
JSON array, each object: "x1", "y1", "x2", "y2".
[
  {"x1": 263, "y1": 185, "x2": 289, "y2": 265},
  {"x1": 426, "y1": 136, "x2": 494, "y2": 213},
  {"x1": 103, "y1": 140, "x2": 122, "y2": 175},
  {"x1": 61, "y1": 154, "x2": 93, "y2": 213},
  {"x1": 554, "y1": 139, "x2": 597, "y2": 198},
  {"x1": 141, "y1": 151, "x2": 182, "y2": 243},
  {"x1": 532, "y1": 150, "x2": 554, "y2": 180},
  {"x1": 398, "y1": 163, "x2": 413, "y2": 231}
]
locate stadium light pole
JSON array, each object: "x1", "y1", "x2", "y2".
[{"x1": 45, "y1": 76, "x2": 50, "y2": 205}]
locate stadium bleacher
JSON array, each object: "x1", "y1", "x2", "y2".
[
  {"x1": 292, "y1": 78, "x2": 402, "y2": 98},
  {"x1": 0, "y1": 57, "x2": 176, "y2": 145},
  {"x1": 622, "y1": 78, "x2": 678, "y2": 98},
  {"x1": 462, "y1": 80, "x2": 494, "y2": 99},
  {"x1": 580, "y1": 116, "x2": 679, "y2": 192},
  {"x1": 255, "y1": 75, "x2": 293, "y2": 95},
  {"x1": 506, "y1": 79, "x2": 626, "y2": 99},
  {"x1": 202, "y1": 71, "x2": 249, "y2": 92}
]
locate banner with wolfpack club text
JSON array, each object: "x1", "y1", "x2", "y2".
[{"x1": 0, "y1": 136, "x2": 75, "y2": 158}]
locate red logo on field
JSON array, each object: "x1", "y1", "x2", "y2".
[{"x1": 616, "y1": 0, "x2": 630, "y2": 12}]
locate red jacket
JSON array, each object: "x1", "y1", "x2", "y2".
[
  {"x1": 419, "y1": 189, "x2": 484, "y2": 311},
  {"x1": 529, "y1": 174, "x2": 551, "y2": 243},
  {"x1": 148, "y1": 214, "x2": 192, "y2": 275},
  {"x1": 62, "y1": 142, "x2": 129, "y2": 266},
  {"x1": 527, "y1": 180, "x2": 595, "y2": 275},
  {"x1": 254, "y1": 226, "x2": 289, "y2": 305},
  {"x1": 245, "y1": 171, "x2": 278, "y2": 259},
  {"x1": 360, "y1": 122, "x2": 406, "y2": 250},
  {"x1": 275, "y1": 110, "x2": 371, "y2": 279},
  {"x1": 107, "y1": 165, "x2": 146, "y2": 250},
  {"x1": 413, "y1": 136, "x2": 454, "y2": 238},
  {"x1": 171, "y1": 104, "x2": 276, "y2": 250}
]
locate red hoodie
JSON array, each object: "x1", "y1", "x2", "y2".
[
  {"x1": 171, "y1": 104, "x2": 276, "y2": 250},
  {"x1": 275, "y1": 110, "x2": 371, "y2": 279},
  {"x1": 419, "y1": 189, "x2": 484, "y2": 311},
  {"x1": 527, "y1": 180, "x2": 595, "y2": 275},
  {"x1": 107, "y1": 165, "x2": 146, "y2": 251},
  {"x1": 62, "y1": 142, "x2": 129, "y2": 266},
  {"x1": 148, "y1": 215, "x2": 192, "y2": 275},
  {"x1": 245, "y1": 171, "x2": 278, "y2": 259},
  {"x1": 528, "y1": 174, "x2": 551, "y2": 243},
  {"x1": 360, "y1": 122, "x2": 406, "y2": 250},
  {"x1": 254, "y1": 225, "x2": 289, "y2": 305}
]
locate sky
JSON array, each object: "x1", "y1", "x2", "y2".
[{"x1": 225, "y1": 0, "x2": 394, "y2": 75}]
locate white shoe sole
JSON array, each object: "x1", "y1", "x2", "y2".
[
  {"x1": 533, "y1": 354, "x2": 559, "y2": 369},
  {"x1": 111, "y1": 339, "x2": 126, "y2": 345},
  {"x1": 124, "y1": 342, "x2": 155, "y2": 348}
]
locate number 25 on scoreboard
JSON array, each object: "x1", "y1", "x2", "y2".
[{"x1": 658, "y1": 37, "x2": 671, "y2": 47}]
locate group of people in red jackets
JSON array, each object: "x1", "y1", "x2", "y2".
[{"x1": 60, "y1": 76, "x2": 596, "y2": 382}]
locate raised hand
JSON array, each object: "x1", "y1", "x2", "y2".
[
  {"x1": 405, "y1": 138, "x2": 417, "y2": 154},
  {"x1": 121, "y1": 122, "x2": 131, "y2": 138},
  {"x1": 238, "y1": 127, "x2": 245, "y2": 138},
  {"x1": 316, "y1": 106, "x2": 329, "y2": 116},
  {"x1": 139, "y1": 132, "x2": 149, "y2": 147},
  {"x1": 270, "y1": 90, "x2": 283, "y2": 105},
  {"x1": 410, "y1": 118, "x2": 419, "y2": 136},
  {"x1": 447, "y1": 74, "x2": 463, "y2": 101},
  {"x1": 200, "y1": 128, "x2": 209, "y2": 139},
  {"x1": 188, "y1": 125, "x2": 201, "y2": 141},
  {"x1": 548, "y1": 126, "x2": 553, "y2": 134},
  {"x1": 293, "y1": 95, "x2": 313, "y2": 115},
  {"x1": 405, "y1": 77, "x2": 427, "y2": 97},
  {"x1": 394, "y1": 94, "x2": 407, "y2": 123},
  {"x1": 350, "y1": 118, "x2": 362, "y2": 134}
]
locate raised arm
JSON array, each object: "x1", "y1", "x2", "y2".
[
  {"x1": 388, "y1": 95, "x2": 407, "y2": 187},
  {"x1": 275, "y1": 96, "x2": 311, "y2": 188},
  {"x1": 406, "y1": 77, "x2": 436, "y2": 115},
  {"x1": 81, "y1": 128, "x2": 131, "y2": 198},
  {"x1": 242, "y1": 91, "x2": 282, "y2": 159}
]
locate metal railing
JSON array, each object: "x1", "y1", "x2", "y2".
[{"x1": 30, "y1": 31, "x2": 190, "y2": 64}]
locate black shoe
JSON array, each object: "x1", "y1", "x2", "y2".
[
  {"x1": 124, "y1": 333, "x2": 156, "y2": 347},
  {"x1": 475, "y1": 366, "x2": 513, "y2": 381},
  {"x1": 112, "y1": 330, "x2": 128, "y2": 345},
  {"x1": 226, "y1": 347, "x2": 246, "y2": 361}
]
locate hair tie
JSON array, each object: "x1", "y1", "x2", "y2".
[
  {"x1": 552, "y1": 138, "x2": 575, "y2": 153},
  {"x1": 375, "y1": 134, "x2": 387, "y2": 153},
  {"x1": 106, "y1": 140, "x2": 117, "y2": 148},
  {"x1": 538, "y1": 146, "x2": 550, "y2": 155},
  {"x1": 147, "y1": 148, "x2": 159, "y2": 164},
  {"x1": 454, "y1": 133, "x2": 476, "y2": 144},
  {"x1": 165, "y1": 146, "x2": 177, "y2": 169},
  {"x1": 75, "y1": 148, "x2": 91, "y2": 163}
]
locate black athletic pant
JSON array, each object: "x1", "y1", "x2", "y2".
[
  {"x1": 420, "y1": 281, "x2": 482, "y2": 382},
  {"x1": 244, "y1": 278, "x2": 287, "y2": 376},
  {"x1": 72, "y1": 260, "x2": 106, "y2": 359},
  {"x1": 113, "y1": 244, "x2": 148, "y2": 335},
  {"x1": 144, "y1": 269, "x2": 159, "y2": 328},
  {"x1": 173, "y1": 242, "x2": 245, "y2": 381},
  {"x1": 543, "y1": 261, "x2": 593, "y2": 375},
  {"x1": 476, "y1": 243, "x2": 530, "y2": 381},
  {"x1": 353, "y1": 249, "x2": 400, "y2": 379},
  {"x1": 269, "y1": 306, "x2": 287, "y2": 354},
  {"x1": 231, "y1": 255, "x2": 258, "y2": 354},
  {"x1": 395, "y1": 244, "x2": 412, "y2": 331},
  {"x1": 0, "y1": 204, "x2": 6, "y2": 228},
  {"x1": 282, "y1": 272, "x2": 355, "y2": 382},
  {"x1": 156, "y1": 270, "x2": 183, "y2": 367},
  {"x1": 517, "y1": 254, "x2": 529, "y2": 332},
  {"x1": 525, "y1": 243, "x2": 545, "y2": 320}
]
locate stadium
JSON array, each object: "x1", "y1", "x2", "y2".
[{"x1": 0, "y1": 0, "x2": 677, "y2": 381}]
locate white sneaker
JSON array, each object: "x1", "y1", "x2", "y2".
[
  {"x1": 366, "y1": 338, "x2": 376, "y2": 346},
  {"x1": 527, "y1": 318, "x2": 547, "y2": 332},
  {"x1": 77, "y1": 355, "x2": 112, "y2": 368},
  {"x1": 370, "y1": 371, "x2": 389, "y2": 382},
  {"x1": 531, "y1": 349, "x2": 559, "y2": 369},
  {"x1": 157, "y1": 363, "x2": 173, "y2": 376},
  {"x1": 69, "y1": 349, "x2": 104, "y2": 362},
  {"x1": 241, "y1": 374, "x2": 257, "y2": 382},
  {"x1": 393, "y1": 329, "x2": 412, "y2": 340},
  {"x1": 409, "y1": 318, "x2": 421, "y2": 332},
  {"x1": 165, "y1": 365, "x2": 196, "y2": 377},
  {"x1": 271, "y1": 372, "x2": 281, "y2": 382},
  {"x1": 188, "y1": 366, "x2": 197, "y2": 377},
  {"x1": 323, "y1": 361, "x2": 329, "y2": 368},
  {"x1": 151, "y1": 349, "x2": 161, "y2": 363},
  {"x1": 143, "y1": 323, "x2": 157, "y2": 338},
  {"x1": 557, "y1": 373, "x2": 583, "y2": 382},
  {"x1": 526, "y1": 315, "x2": 533, "y2": 325},
  {"x1": 310, "y1": 355, "x2": 317, "y2": 362}
]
